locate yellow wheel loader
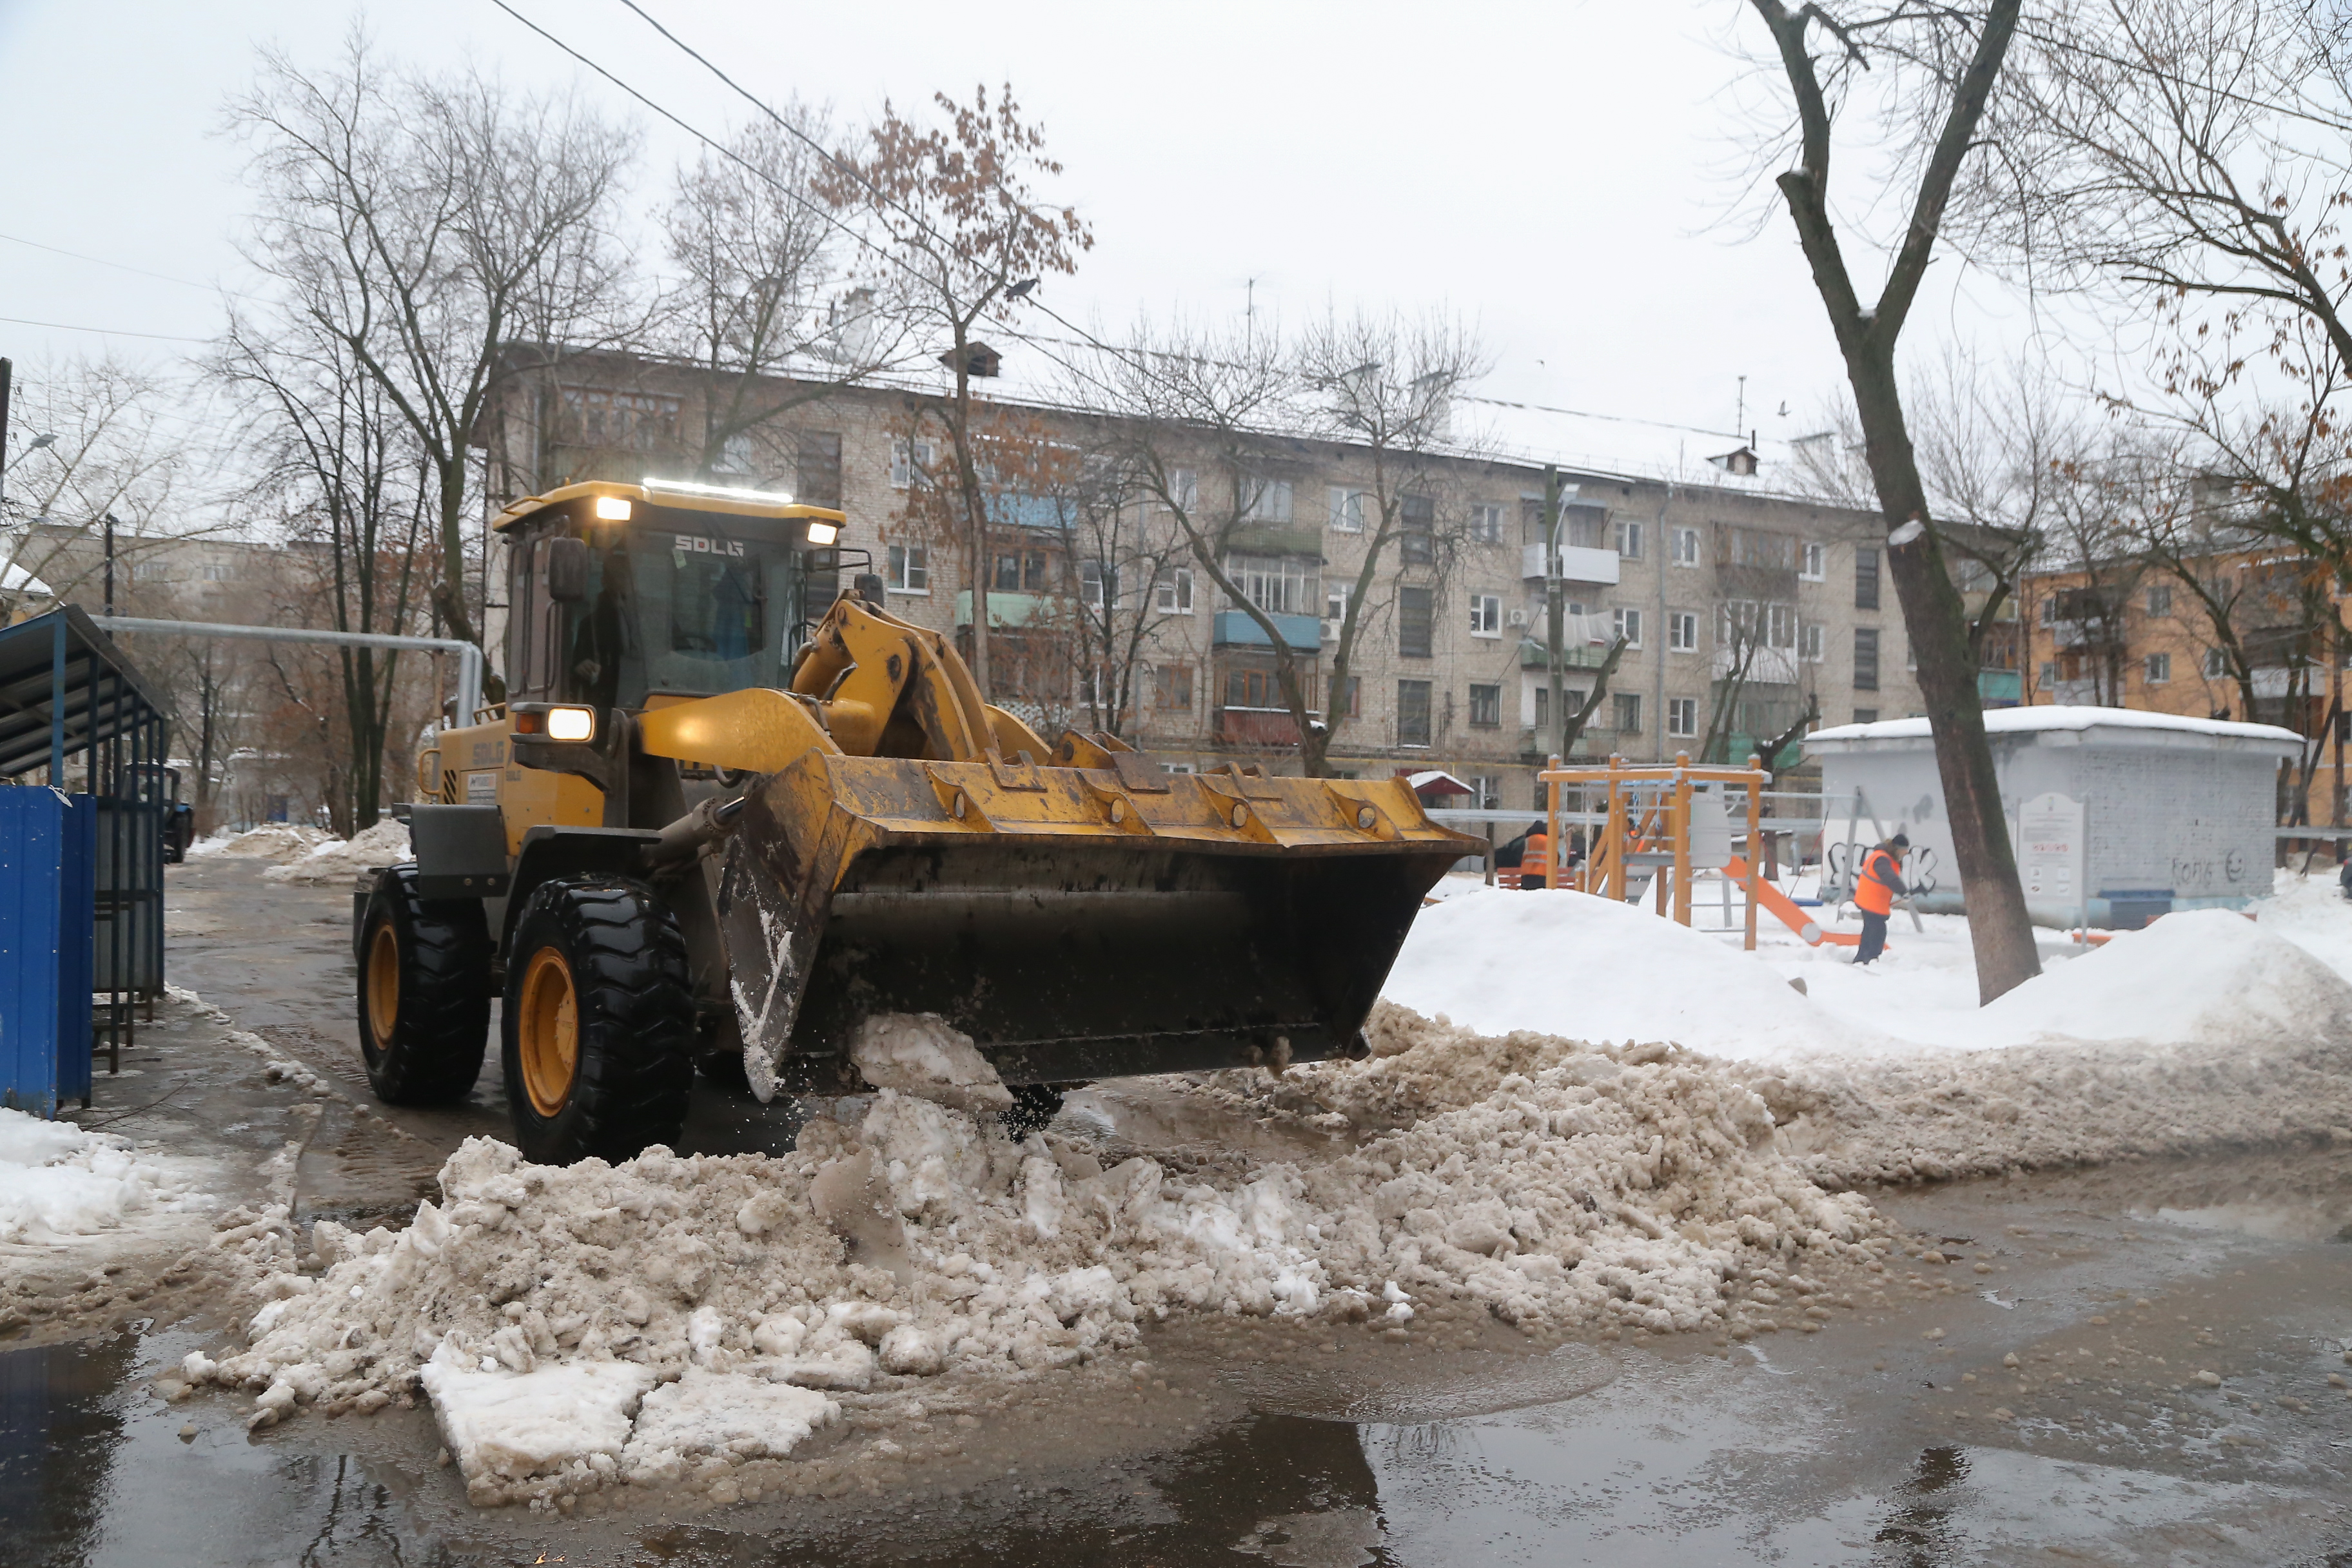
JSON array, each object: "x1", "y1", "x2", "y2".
[{"x1": 354, "y1": 480, "x2": 1478, "y2": 1164}]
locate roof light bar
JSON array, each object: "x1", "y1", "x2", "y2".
[{"x1": 641, "y1": 476, "x2": 798, "y2": 506}]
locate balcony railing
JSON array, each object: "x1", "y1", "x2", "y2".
[
  {"x1": 1214, "y1": 705, "x2": 1308, "y2": 747},
  {"x1": 1520, "y1": 544, "x2": 1622, "y2": 585},
  {"x1": 1211, "y1": 609, "x2": 1322, "y2": 651}
]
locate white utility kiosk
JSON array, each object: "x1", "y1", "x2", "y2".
[{"x1": 1801, "y1": 707, "x2": 2300, "y2": 927}]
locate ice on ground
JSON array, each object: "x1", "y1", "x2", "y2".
[
  {"x1": 848, "y1": 1012, "x2": 1014, "y2": 1114},
  {"x1": 622, "y1": 1369, "x2": 838, "y2": 1484},
  {"x1": 0, "y1": 1106, "x2": 208, "y2": 1246},
  {"x1": 262, "y1": 820, "x2": 411, "y2": 885},
  {"x1": 190, "y1": 823, "x2": 331, "y2": 863},
  {"x1": 417, "y1": 1347, "x2": 655, "y2": 1505}
]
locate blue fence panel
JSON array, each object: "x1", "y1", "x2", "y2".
[{"x1": 0, "y1": 787, "x2": 96, "y2": 1117}]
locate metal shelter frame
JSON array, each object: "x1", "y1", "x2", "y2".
[{"x1": 0, "y1": 605, "x2": 171, "y2": 1075}]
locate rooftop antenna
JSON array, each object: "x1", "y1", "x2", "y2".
[{"x1": 1735, "y1": 374, "x2": 1747, "y2": 437}]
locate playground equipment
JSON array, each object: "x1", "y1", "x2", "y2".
[{"x1": 1536, "y1": 752, "x2": 1863, "y2": 951}]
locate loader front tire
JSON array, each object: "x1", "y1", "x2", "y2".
[
  {"x1": 357, "y1": 867, "x2": 491, "y2": 1105},
  {"x1": 500, "y1": 877, "x2": 694, "y2": 1166}
]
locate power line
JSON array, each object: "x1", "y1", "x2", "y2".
[
  {"x1": 0, "y1": 315, "x2": 211, "y2": 344},
  {"x1": 0, "y1": 232, "x2": 255, "y2": 300}
]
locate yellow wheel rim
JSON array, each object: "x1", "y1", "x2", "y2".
[
  {"x1": 517, "y1": 945, "x2": 580, "y2": 1117},
  {"x1": 365, "y1": 925, "x2": 400, "y2": 1049}
]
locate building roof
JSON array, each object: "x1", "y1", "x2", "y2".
[{"x1": 1807, "y1": 705, "x2": 2303, "y2": 753}]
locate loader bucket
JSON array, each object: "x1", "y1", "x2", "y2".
[{"x1": 715, "y1": 751, "x2": 1478, "y2": 1100}]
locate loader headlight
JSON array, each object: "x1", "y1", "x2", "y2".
[
  {"x1": 805, "y1": 520, "x2": 839, "y2": 547},
  {"x1": 593, "y1": 495, "x2": 634, "y2": 522},
  {"x1": 544, "y1": 705, "x2": 597, "y2": 742}
]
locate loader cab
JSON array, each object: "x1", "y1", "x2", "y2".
[{"x1": 499, "y1": 482, "x2": 844, "y2": 712}]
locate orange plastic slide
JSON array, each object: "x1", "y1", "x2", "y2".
[{"x1": 1720, "y1": 855, "x2": 1864, "y2": 947}]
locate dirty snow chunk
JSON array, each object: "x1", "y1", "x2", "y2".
[
  {"x1": 200, "y1": 823, "x2": 332, "y2": 863},
  {"x1": 878, "y1": 1324, "x2": 944, "y2": 1376},
  {"x1": 0, "y1": 1106, "x2": 197, "y2": 1242},
  {"x1": 848, "y1": 1013, "x2": 1014, "y2": 1114},
  {"x1": 263, "y1": 820, "x2": 412, "y2": 885},
  {"x1": 622, "y1": 1368, "x2": 838, "y2": 1482},
  {"x1": 418, "y1": 1349, "x2": 654, "y2": 1501}
]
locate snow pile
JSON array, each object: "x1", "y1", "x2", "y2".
[
  {"x1": 1384, "y1": 888, "x2": 1880, "y2": 1058},
  {"x1": 263, "y1": 820, "x2": 411, "y2": 885},
  {"x1": 847, "y1": 1014, "x2": 1014, "y2": 1115},
  {"x1": 177, "y1": 1015, "x2": 1882, "y2": 1508},
  {"x1": 0, "y1": 1106, "x2": 208, "y2": 1244},
  {"x1": 418, "y1": 1354, "x2": 655, "y2": 1500},
  {"x1": 190, "y1": 823, "x2": 331, "y2": 863}
]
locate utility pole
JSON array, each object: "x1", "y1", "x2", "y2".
[
  {"x1": 103, "y1": 513, "x2": 118, "y2": 615},
  {"x1": 0, "y1": 358, "x2": 12, "y2": 522}
]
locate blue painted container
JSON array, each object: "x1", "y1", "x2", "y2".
[{"x1": 0, "y1": 787, "x2": 95, "y2": 1117}]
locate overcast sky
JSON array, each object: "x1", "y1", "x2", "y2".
[{"x1": 0, "y1": 1, "x2": 2072, "y2": 458}]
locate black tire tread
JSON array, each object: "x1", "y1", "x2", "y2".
[
  {"x1": 358, "y1": 866, "x2": 491, "y2": 1105},
  {"x1": 502, "y1": 877, "x2": 694, "y2": 1165}
]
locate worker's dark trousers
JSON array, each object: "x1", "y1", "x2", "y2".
[{"x1": 1855, "y1": 912, "x2": 1889, "y2": 964}]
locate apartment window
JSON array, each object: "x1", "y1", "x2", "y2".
[
  {"x1": 1152, "y1": 663, "x2": 1193, "y2": 710},
  {"x1": 1226, "y1": 556, "x2": 1315, "y2": 616},
  {"x1": 795, "y1": 430, "x2": 843, "y2": 507},
  {"x1": 1854, "y1": 627, "x2": 1881, "y2": 691},
  {"x1": 714, "y1": 433, "x2": 756, "y2": 474},
  {"x1": 1469, "y1": 683, "x2": 1502, "y2": 728},
  {"x1": 1671, "y1": 526, "x2": 1701, "y2": 567},
  {"x1": 1612, "y1": 692, "x2": 1643, "y2": 733},
  {"x1": 1327, "y1": 485, "x2": 1366, "y2": 533},
  {"x1": 1667, "y1": 610, "x2": 1698, "y2": 652},
  {"x1": 1800, "y1": 541, "x2": 1825, "y2": 581},
  {"x1": 1800, "y1": 622, "x2": 1824, "y2": 663},
  {"x1": 1612, "y1": 607, "x2": 1642, "y2": 648},
  {"x1": 1855, "y1": 546, "x2": 1881, "y2": 610},
  {"x1": 1615, "y1": 518, "x2": 1643, "y2": 560},
  {"x1": 1398, "y1": 585, "x2": 1434, "y2": 658},
  {"x1": 1226, "y1": 668, "x2": 1282, "y2": 708},
  {"x1": 888, "y1": 437, "x2": 937, "y2": 489},
  {"x1": 2145, "y1": 651, "x2": 2172, "y2": 684},
  {"x1": 2038, "y1": 598, "x2": 2055, "y2": 625},
  {"x1": 1853, "y1": 708, "x2": 1879, "y2": 725},
  {"x1": 1469, "y1": 503, "x2": 1504, "y2": 544},
  {"x1": 1397, "y1": 680, "x2": 1433, "y2": 747},
  {"x1": 1240, "y1": 476, "x2": 1294, "y2": 524},
  {"x1": 886, "y1": 542, "x2": 929, "y2": 594},
  {"x1": 2041, "y1": 661, "x2": 2059, "y2": 687},
  {"x1": 1667, "y1": 696, "x2": 1698, "y2": 738},
  {"x1": 1400, "y1": 493, "x2": 1436, "y2": 565},
  {"x1": 1080, "y1": 560, "x2": 1110, "y2": 611},
  {"x1": 1469, "y1": 593, "x2": 1503, "y2": 637},
  {"x1": 1167, "y1": 468, "x2": 1199, "y2": 511},
  {"x1": 2147, "y1": 583, "x2": 2173, "y2": 616},
  {"x1": 1326, "y1": 580, "x2": 1351, "y2": 625},
  {"x1": 2203, "y1": 647, "x2": 2227, "y2": 679},
  {"x1": 994, "y1": 550, "x2": 1048, "y2": 591},
  {"x1": 1341, "y1": 675, "x2": 1361, "y2": 718},
  {"x1": 1154, "y1": 566, "x2": 1195, "y2": 614}
]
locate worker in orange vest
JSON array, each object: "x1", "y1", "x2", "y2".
[
  {"x1": 1520, "y1": 821, "x2": 1551, "y2": 890},
  {"x1": 1854, "y1": 832, "x2": 1908, "y2": 965}
]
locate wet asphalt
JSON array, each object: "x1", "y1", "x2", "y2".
[{"x1": 5, "y1": 859, "x2": 2352, "y2": 1565}]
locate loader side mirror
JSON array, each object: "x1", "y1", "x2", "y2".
[{"x1": 546, "y1": 536, "x2": 590, "y2": 603}]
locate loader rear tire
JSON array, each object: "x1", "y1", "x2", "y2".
[
  {"x1": 357, "y1": 867, "x2": 491, "y2": 1105},
  {"x1": 500, "y1": 877, "x2": 695, "y2": 1166}
]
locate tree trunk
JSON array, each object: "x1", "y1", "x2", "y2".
[{"x1": 1848, "y1": 349, "x2": 2040, "y2": 1001}]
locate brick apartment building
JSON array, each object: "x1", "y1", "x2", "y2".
[{"x1": 477, "y1": 347, "x2": 1923, "y2": 810}]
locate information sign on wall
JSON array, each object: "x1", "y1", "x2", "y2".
[{"x1": 2015, "y1": 791, "x2": 2086, "y2": 912}]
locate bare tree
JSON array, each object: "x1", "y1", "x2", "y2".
[
  {"x1": 821, "y1": 84, "x2": 1092, "y2": 700},
  {"x1": 1745, "y1": 0, "x2": 2043, "y2": 1002},
  {"x1": 1050, "y1": 447, "x2": 1198, "y2": 738},
  {"x1": 1074, "y1": 319, "x2": 1339, "y2": 767},
  {"x1": 0, "y1": 357, "x2": 191, "y2": 620},
  {"x1": 1294, "y1": 309, "x2": 1490, "y2": 776},
  {"x1": 662, "y1": 110, "x2": 911, "y2": 482},
  {"x1": 226, "y1": 33, "x2": 642, "y2": 692}
]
